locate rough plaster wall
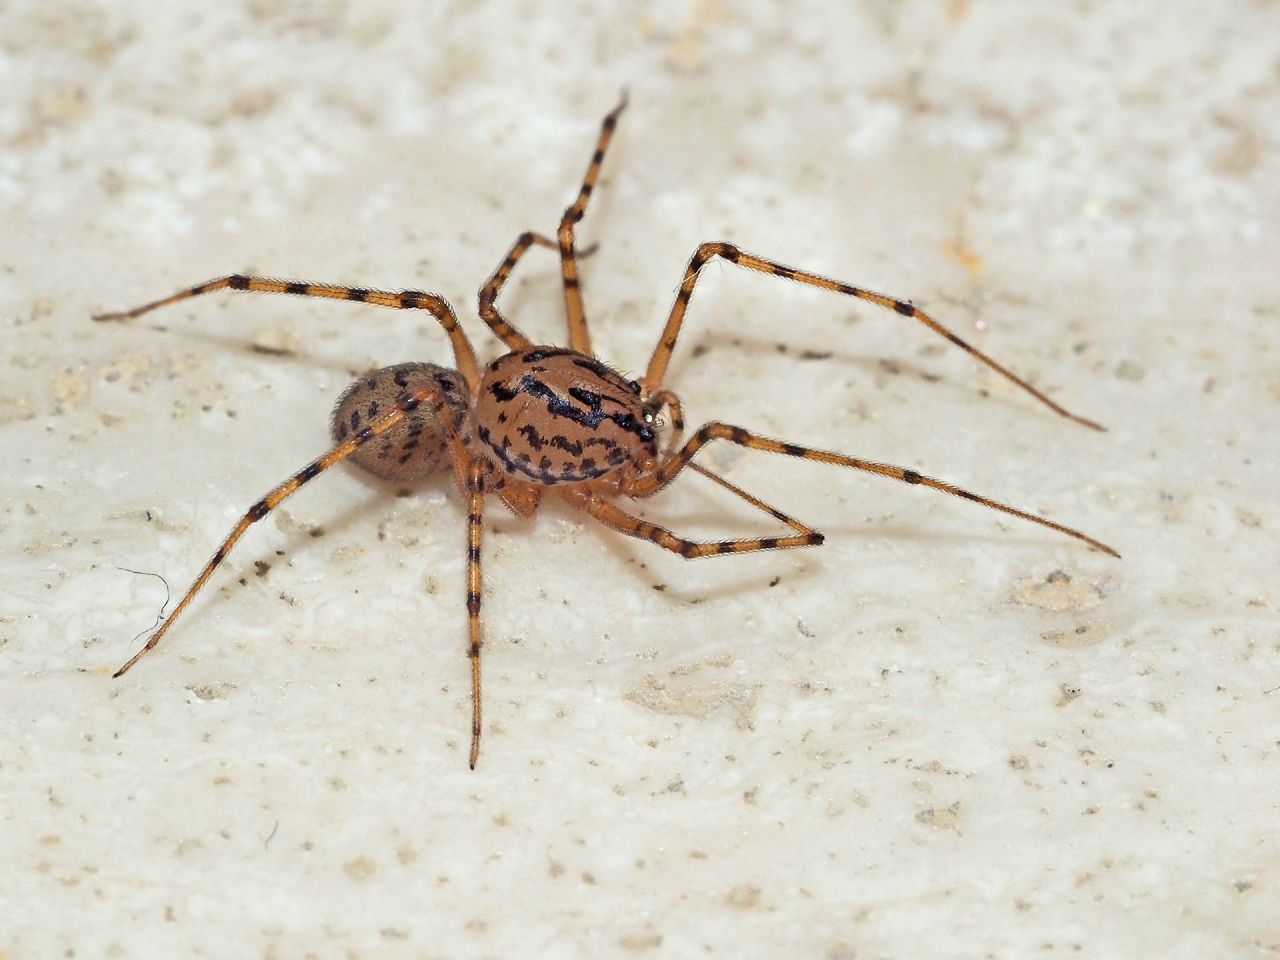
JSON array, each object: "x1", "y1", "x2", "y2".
[{"x1": 2, "y1": 1, "x2": 1278, "y2": 958}]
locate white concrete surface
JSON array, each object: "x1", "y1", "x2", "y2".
[{"x1": 2, "y1": 2, "x2": 1278, "y2": 957}]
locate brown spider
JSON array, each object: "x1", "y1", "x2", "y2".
[{"x1": 96, "y1": 95, "x2": 1118, "y2": 769}]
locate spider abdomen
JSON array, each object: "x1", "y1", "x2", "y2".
[
  {"x1": 474, "y1": 347, "x2": 655, "y2": 486},
  {"x1": 331, "y1": 362, "x2": 471, "y2": 483}
]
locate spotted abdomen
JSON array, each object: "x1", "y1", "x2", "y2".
[
  {"x1": 474, "y1": 347, "x2": 656, "y2": 486},
  {"x1": 331, "y1": 362, "x2": 471, "y2": 483}
]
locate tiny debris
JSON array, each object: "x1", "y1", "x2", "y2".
[
  {"x1": 726, "y1": 884, "x2": 762, "y2": 909},
  {"x1": 1057, "y1": 683, "x2": 1084, "y2": 707},
  {"x1": 52, "y1": 368, "x2": 88, "y2": 413},
  {"x1": 0, "y1": 395, "x2": 36, "y2": 424},
  {"x1": 1041, "y1": 621, "x2": 1110, "y2": 648},
  {"x1": 619, "y1": 934, "x2": 664, "y2": 951},
  {"x1": 1114, "y1": 360, "x2": 1146, "y2": 382},
  {"x1": 99, "y1": 353, "x2": 154, "y2": 390},
  {"x1": 250, "y1": 322, "x2": 300, "y2": 356},
  {"x1": 343, "y1": 856, "x2": 377, "y2": 880},
  {"x1": 186, "y1": 682, "x2": 235, "y2": 702},
  {"x1": 626, "y1": 674, "x2": 759, "y2": 730},
  {"x1": 1014, "y1": 570, "x2": 1104, "y2": 612},
  {"x1": 915, "y1": 801, "x2": 961, "y2": 830}
]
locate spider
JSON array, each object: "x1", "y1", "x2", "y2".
[{"x1": 96, "y1": 95, "x2": 1118, "y2": 768}]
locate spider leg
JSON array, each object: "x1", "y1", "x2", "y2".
[
  {"x1": 477, "y1": 232, "x2": 557, "y2": 350},
  {"x1": 493, "y1": 477, "x2": 543, "y2": 518},
  {"x1": 560, "y1": 486, "x2": 822, "y2": 558},
  {"x1": 477, "y1": 94, "x2": 626, "y2": 356},
  {"x1": 465, "y1": 460, "x2": 486, "y2": 769},
  {"x1": 556, "y1": 92, "x2": 628, "y2": 356},
  {"x1": 623, "y1": 421, "x2": 1120, "y2": 557},
  {"x1": 685, "y1": 461, "x2": 814, "y2": 535},
  {"x1": 642, "y1": 242, "x2": 1104, "y2": 431},
  {"x1": 111, "y1": 381, "x2": 468, "y2": 678},
  {"x1": 94, "y1": 276, "x2": 481, "y2": 392},
  {"x1": 477, "y1": 232, "x2": 605, "y2": 351}
]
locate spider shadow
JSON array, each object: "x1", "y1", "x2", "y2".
[
  {"x1": 213, "y1": 458, "x2": 1087, "y2": 639},
  {"x1": 664, "y1": 328, "x2": 1021, "y2": 419},
  {"x1": 133, "y1": 318, "x2": 441, "y2": 380},
  {"x1": 229, "y1": 467, "x2": 461, "y2": 603},
  {"x1": 547, "y1": 479, "x2": 833, "y2": 606},
  {"x1": 550, "y1": 453, "x2": 1100, "y2": 607},
  {"x1": 581, "y1": 500, "x2": 1097, "y2": 607},
  {"x1": 111, "y1": 499, "x2": 384, "y2": 668}
]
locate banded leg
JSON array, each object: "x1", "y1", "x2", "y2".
[
  {"x1": 465, "y1": 460, "x2": 486, "y2": 769},
  {"x1": 493, "y1": 477, "x2": 543, "y2": 519},
  {"x1": 624, "y1": 421, "x2": 1120, "y2": 557},
  {"x1": 112, "y1": 381, "x2": 470, "y2": 678},
  {"x1": 477, "y1": 232, "x2": 557, "y2": 350},
  {"x1": 686, "y1": 461, "x2": 818, "y2": 538},
  {"x1": 556, "y1": 93, "x2": 629, "y2": 356},
  {"x1": 642, "y1": 242, "x2": 1104, "y2": 431},
  {"x1": 94, "y1": 275, "x2": 481, "y2": 392},
  {"x1": 560, "y1": 485, "x2": 822, "y2": 559}
]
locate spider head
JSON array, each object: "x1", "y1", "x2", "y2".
[
  {"x1": 641, "y1": 388, "x2": 682, "y2": 436},
  {"x1": 641, "y1": 397, "x2": 666, "y2": 435}
]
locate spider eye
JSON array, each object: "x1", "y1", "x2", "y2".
[{"x1": 642, "y1": 410, "x2": 655, "y2": 423}]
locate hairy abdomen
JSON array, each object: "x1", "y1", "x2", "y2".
[{"x1": 331, "y1": 362, "x2": 471, "y2": 483}]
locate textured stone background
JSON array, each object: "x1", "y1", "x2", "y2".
[{"x1": 2, "y1": 2, "x2": 1277, "y2": 957}]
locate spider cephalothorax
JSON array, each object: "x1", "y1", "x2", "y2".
[{"x1": 473, "y1": 346, "x2": 657, "y2": 488}]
